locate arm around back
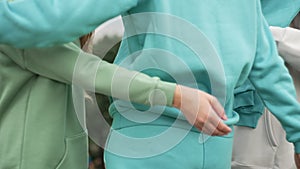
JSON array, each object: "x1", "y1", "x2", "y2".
[{"x1": 1, "y1": 42, "x2": 176, "y2": 107}]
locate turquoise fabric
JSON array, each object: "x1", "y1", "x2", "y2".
[
  {"x1": 234, "y1": 0, "x2": 300, "y2": 128},
  {"x1": 0, "y1": 0, "x2": 300, "y2": 165},
  {"x1": 0, "y1": 0, "x2": 138, "y2": 48},
  {"x1": 1, "y1": 0, "x2": 297, "y2": 48},
  {"x1": 107, "y1": 0, "x2": 300, "y2": 159},
  {"x1": 261, "y1": 0, "x2": 300, "y2": 27},
  {"x1": 233, "y1": 80, "x2": 264, "y2": 128},
  {"x1": 104, "y1": 125, "x2": 233, "y2": 169}
]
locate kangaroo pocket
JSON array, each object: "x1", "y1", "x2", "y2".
[
  {"x1": 55, "y1": 132, "x2": 88, "y2": 169},
  {"x1": 109, "y1": 101, "x2": 239, "y2": 140}
]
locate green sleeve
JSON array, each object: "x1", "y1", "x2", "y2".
[
  {"x1": 0, "y1": 0, "x2": 138, "y2": 48},
  {"x1": 249, "y1": 2, "x2": 300, "y2": 153},
  {"x1": 5, "y1": 42, "x2": 175, "y2": 107}
]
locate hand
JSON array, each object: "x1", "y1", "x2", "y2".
[
  {"x1": 173, "y1": 85, "x2": 231, "y2": 136},
  {"x1": 295, "y1": 153, "x2": 300, "y2": 169}
]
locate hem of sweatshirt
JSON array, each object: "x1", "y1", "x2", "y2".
[{"x1": 235, "y1": 112, "x2": 263, "y2": 128}]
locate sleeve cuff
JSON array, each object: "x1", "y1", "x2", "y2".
[{"x1": 156, "y1": 81, "x2": 176, "y2": 107}]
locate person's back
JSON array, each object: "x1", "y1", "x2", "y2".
[
  {"x1": 105, "y1": 1, "x2": 300, "y2": 169},
  {"x1": 112, "y1": 0, "x2": 257, "y2": 127}
]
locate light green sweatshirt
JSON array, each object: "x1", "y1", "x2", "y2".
[{"x1": 0, "y1": 41, "x2": 175, "y2": 169}]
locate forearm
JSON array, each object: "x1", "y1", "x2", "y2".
[
  {"x1": 93, "y1": 60, "x2": 176, "y2": 106},
  {"x1": 7, "y1": 42, "x2": 176, "y2": 106}
]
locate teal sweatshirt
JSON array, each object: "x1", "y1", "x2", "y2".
[
  {"x1": 108, "y1": 0, "x2": 300, "y2": 154},
  {"x1": 233, "y1": 80, "x2": 264, "y2": 128},
  {"x1": 234, "y1": 0, "x2": 300, "y2": 128},
  {"x1": 1, "y1": 0, "x2": 300, "y2": 156},
  {"x1": 261, "y1": 0, "x2": 300, "y2": 27}
]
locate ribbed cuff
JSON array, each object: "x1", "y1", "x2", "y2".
[{"x1": 156, "y1": 81, "x2": 176, "y2": 107}]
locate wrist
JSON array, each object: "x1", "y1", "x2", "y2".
[{"x1": 173, "y1": 85, "x2": 182, "y2": 109}]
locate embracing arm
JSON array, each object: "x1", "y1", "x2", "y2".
[
  {"x1": 1, "y1": 41, "x2": 231, "y2": 135},
  {"x1": 2, "y1": 41, "x2": 175, "y2": 106},
  {"x1": 0, "y1": 0, "x2": 138, "y2": 48}
]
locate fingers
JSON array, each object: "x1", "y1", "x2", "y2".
[
  {"x1": 206, "y1": 113, "x2": 231, "y2": 136},
  {"x1": 176, "y1": 86, "x2": 231, "y2": 136},
  {"x1": 200, "y1": 123, "x2": 227, "y2": 136},
  {"x1": 195, "y1": 107, "x2": 231, "y2": 136},
  {"x1": 196, "y1": 120, "x2": 230, "y2": 136},
  {"x1": 210, "y1": 96, "x2": 227, "y2": 120},
  {"x1": 215, "y1": 121, "x2": 231, "y2": 135}
]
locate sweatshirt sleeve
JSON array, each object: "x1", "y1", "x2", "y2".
[
  {"x1": 261, "y1": 0, "x2": 300, "y2": 27},
  {"x1": 249, "y1": 4, "x2": 300, "y2": 153},
  {"x1": 270, "y1": 26, "x2": 300, "y2": 71},
  {"x1": 0, "y1": 0, "x2": 138, "y2": 48},
  {"x1": 9, "y1": 42, "x2": 175, "y2": 107}
]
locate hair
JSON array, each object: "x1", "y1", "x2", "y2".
[
  {"x1": 290, "y1": 12, "x2": 300, "y2": 29},
  {"x1": 80, "y1": 32, "x2": 93, "y2": 48}
]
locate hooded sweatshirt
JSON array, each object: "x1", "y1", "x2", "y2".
[
  {"x1": 108, "y1": 0, "x2": 300, "y2": 154},
  {"x1": 234, "y1": 0, "x2": 300, "y2": 128},
  {"x1": 0, "y1": 41, "x2": 175, "y2": 169}
]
